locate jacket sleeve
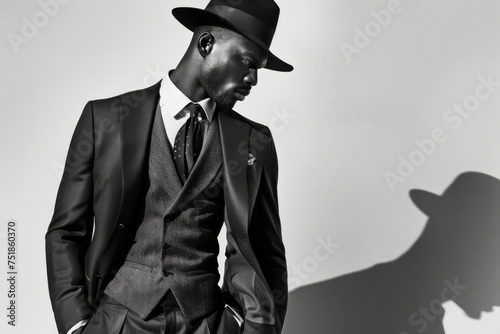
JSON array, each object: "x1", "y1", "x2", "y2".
[
  {"x1": 247, "y1": 133, "x2": 287, "y2": 334},
  {"x1": 46, "y1": 101, "x2": 96, "y2": 334}
]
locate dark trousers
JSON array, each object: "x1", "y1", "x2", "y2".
[{"x1": 81, "y1": 294, "x2": 222, "y2": 334}]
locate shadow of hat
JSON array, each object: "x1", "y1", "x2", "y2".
[
  {"x1": 410, "y1": 172, "x2": 500, "y2": 217},
  {"x1": 172, "y1": 0, "x2": 293, "y2": 72}
]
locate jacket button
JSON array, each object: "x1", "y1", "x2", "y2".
[
  {"x1": 118, "y1": 223, "x2": 125, "y2": 229},
  {"x1": 162, "y1": 270, "x2": 171, "y2": 277},
  {"x1": 97, "y1": 274, "x2": 102, "y2": 279}
]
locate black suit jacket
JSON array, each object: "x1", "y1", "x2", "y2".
[{"x1": 46, "y1": 82, "x2": 287, "y2": 334}]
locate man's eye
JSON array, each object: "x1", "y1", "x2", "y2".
[{"x1": 243, "y1": 59, "x2": 252, "y2": 67}]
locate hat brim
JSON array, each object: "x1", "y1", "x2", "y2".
[
  {"x1": 409, "y1": 189, "x2": 440, "y2": 216},
  {"x1": 172, "y1": 7, "x2": 293, "y2": 72}
]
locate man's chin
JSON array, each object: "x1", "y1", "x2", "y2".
[{"x1": 215, "y1": 97, "x2": 237, "y2": 112}]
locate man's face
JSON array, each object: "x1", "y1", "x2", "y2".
[{"x1": 200, "y1": 31, "x2": 268, "y2": 111}]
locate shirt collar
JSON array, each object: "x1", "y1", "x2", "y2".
[{"x1": 159, "y1": 71, "x2": 216, "y2": 122}]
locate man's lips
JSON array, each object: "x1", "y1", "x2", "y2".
[
  {"x1": 235, "y1": 88, "x2": 251, "y2": 101},
  {"x1": 237, "y1": 88, "x2": 250, "y2": 96}
]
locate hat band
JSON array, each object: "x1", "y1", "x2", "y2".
[{"x1": 206, "y1": 5, "x2": 276, "y2": 47}]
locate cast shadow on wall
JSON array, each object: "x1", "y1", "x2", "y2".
[{"x1": 283, "y1": 171, "x2": 500, "y2": 334}]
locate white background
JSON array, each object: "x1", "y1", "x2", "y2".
[{"x1": 2, "y1": 0, "x2": 500, "y2": 333}]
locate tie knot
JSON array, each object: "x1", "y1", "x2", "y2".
[
  {"x1": 186, "y1": 103, "x2": 206, "y2": 120},
  {"x1": 174, "y1": 103, "x2": 206, "y2": 121}
]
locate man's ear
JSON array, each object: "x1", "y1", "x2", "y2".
[{"x1": 197, "y1": 32, "x2": 214, "y2": 57}]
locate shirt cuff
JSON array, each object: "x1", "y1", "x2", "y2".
[{"x1": 67, "y1": 319, "x2": 88, "y2": 334}]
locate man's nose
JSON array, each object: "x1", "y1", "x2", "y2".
[{"x1": 244, "y1": 69, "x2": 258, "y2": 86}]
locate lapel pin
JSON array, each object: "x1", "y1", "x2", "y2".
[{"x1": 248, "y1": 153, "x2": 256, "y2": 166}]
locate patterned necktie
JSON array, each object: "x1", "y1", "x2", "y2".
[{"x1": 173, "y1": 103, "x2": 207, "y2": 182}]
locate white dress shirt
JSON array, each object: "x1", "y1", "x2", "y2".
[{"x1": 159, "y1": 72, "x2": 216, "y2": 146}]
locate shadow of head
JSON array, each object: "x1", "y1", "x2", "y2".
[{"x1": 409, "y1": 171, "x2": 500, "y2": 318}]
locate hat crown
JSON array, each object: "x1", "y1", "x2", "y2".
[
  {"x1": 206, "y1": 0, "x2": 280, "y2": 31},
  {"x1": 204, "y1": 0, "x2": 280, "y2": 48},
  {"x1": 441, "y1": 172, "x2": 500, "y2": 200}
]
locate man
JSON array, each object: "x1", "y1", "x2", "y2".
[{"x1": 45, "y1": 1, "x2": 292, "y2": 334}]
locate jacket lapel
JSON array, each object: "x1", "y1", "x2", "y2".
[
  {"x1": 115, "y1": 81, "x2": 161, "y2": 225},
  {"x1": 218, "y1": 111, "x2": 251, "y2": 239}
]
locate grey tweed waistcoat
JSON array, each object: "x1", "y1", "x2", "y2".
[{"x1": 105, "y1": 104, "x2": 225, "y2": 323}]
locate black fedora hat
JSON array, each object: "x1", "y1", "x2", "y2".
[{"x1": 172, "y1": 0, "x2": 293, "y2": 72}]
